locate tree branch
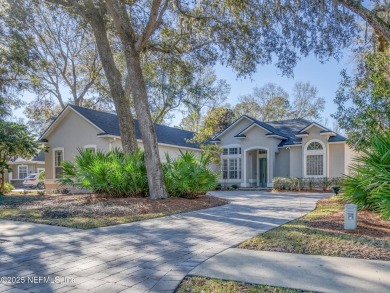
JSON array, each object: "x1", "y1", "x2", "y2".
[
  {"x1": 136, "y1": 0, "x2": 169, "y2": 52},
  {"x1": 339, "y1": 0, "x2": 390, "y2": 44}
]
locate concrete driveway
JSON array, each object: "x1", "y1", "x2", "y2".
[{"x1": 0, "y1": 191, "x2": 327, "y2": 292}]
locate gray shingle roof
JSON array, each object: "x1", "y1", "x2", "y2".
[
  {"x1": 10, "y1": 151, "x2": 44, "y2": 163},
  {"x1": 68, "y1": 105, "x2": 199, "y2": 149},
  {"x1": 212, "y1": 115, "x2": 346, "y2": 147},
  {"x1": 264, "y1": 118, "x2": 346, "y2": 146}
]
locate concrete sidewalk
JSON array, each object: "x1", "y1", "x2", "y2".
[{"x1": 190, "y1": 248, "x2": 390, "y2": 293}]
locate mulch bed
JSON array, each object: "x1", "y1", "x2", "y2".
[
  {"x1": 0, "y1": 194, "x2": 228, "y2": 219},
  {"x1": 308, "y1": 198, "x2": 390, "y2": 240}
]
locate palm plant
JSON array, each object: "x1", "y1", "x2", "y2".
[
  {"x1": 343, "y1": 131, "x2": 390, "y2": 219},
  {"x1": 60, "y1": 149, "x2": 217, "y2": 198},
  {"x1": 163, "y1": 151, "x2": 218, "y2": 198},
  {"x1": 59, "y1": 148, "x2": 148, "y2": 197}
]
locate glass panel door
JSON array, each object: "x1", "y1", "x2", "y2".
[{"x1": 259, "y1": 158, "x2": 267, "y2": 187}]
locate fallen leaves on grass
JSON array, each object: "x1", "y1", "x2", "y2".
[
  {"x1": 240, "y1": 196, "x2": 390, "y2": 261},
  {"x1": 176, "y1": 277, "x2": 312, "y2": 293}
]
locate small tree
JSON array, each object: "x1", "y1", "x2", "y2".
[
  {"x1": 290, "y1": 82, "x2": 325, "y2": 120},
  {"x1": 234, "y1": 84, "x2": 290, "y2": 121},
  {"x1": 0, "y1": 121, "x2": 37, "y2": 194},
  {"x1": 192, "y1": 107, "x2": 236, "y2": 164},
  {"x1": 333, "y1": 49, "x2": 390, "y2": 150}
]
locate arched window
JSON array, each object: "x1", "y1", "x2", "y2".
[
  {"x1": 304, "y1": 140, "x2": 325, "y2": 177},
  {"x1": 307, "y1": 142, "x2": 323, "y2": 151}
]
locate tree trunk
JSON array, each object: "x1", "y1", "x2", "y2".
[
  {"x1": 87, "y1": 10, "x2": 138, "y2": 154},
  {"x1": 0, "y1": 171, "x2": 5, "y2": 195},
  {"x1": 124, "y1": 47, "x2": 168, "y2": 199}
]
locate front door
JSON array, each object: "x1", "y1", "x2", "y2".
[{"x1": 258, "y1": 158, "x2": 267, "y2": 187}]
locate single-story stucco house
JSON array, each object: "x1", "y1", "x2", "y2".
[
  {"x1": 37, "y1": 105, "x2": 201, "y2": 190},
  {"x1": 209, "y1": 115, "x2": 357, "y2": 188},
  {"x1": 4, "y1": 152, "x2": 45, "y2": 188}
]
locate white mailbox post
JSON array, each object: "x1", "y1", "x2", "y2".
[{"x1": 344, "y1": 204, "x2": 357, "y2": 230}]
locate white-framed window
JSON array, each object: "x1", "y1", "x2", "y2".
[
  {"x1": 223, "y1": 147, "x2": 241, "y2": 155},
  {"x1": 222, "y1": 159, "x2": 228, "y2": 179},
  {"x1": 18, "y1": 165, "x2": 28, "y2": 179},
  {"x1": 53, "y1": 147, "x2": 64, "y2": 179},
  {"x1": 304, "y1": 140, "x2": 326, "y2": 177},
  {"x1": 83, "y1": 144, "x2": 97, "y2": 153},
  {"x1": 37, "y1": 168, "x2": 45, "y2": 174},
  {"x1": 221, "y1": 145, "x2": 241, "y2": 180}
]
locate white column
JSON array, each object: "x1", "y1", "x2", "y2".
[{"x1": 241, "y1": 150, "x2": 248, "y2": 187}]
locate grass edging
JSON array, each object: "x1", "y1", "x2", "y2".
[{"x1": 238, "y1": 195, "x2": 390, "y2": 261}]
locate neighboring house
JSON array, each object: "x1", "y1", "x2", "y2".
[
  {"x1": 37, "y1": 105, "x2": 201, "y2": 190},
  {"x1": 210, "y1": 115, "x2": 357, "y2": 188},
  {"x1": 6, "y1": 152, "x2": 45, "y2": 188}
]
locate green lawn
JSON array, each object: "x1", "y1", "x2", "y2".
[
  {"x1": 176, "y1": 277, "x2": 312, "y2": 293},
  {"x1": 239, "y1": 196, "x2": 390, "y2": 261}
]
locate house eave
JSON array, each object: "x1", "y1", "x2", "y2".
[
  {"x1": 8, "y1": 161, "x2": 45, "y2": 165},
  {"x1": 97, "y1": 134, "x2": 201, "y2": 151},
  {"x1": 320, "y1": 131, "x2": 337, "y2": 136},
  {"x1": 265, "y1": 134, "x2": 288, "y2": 140},
  {"x1": 279, "y1": 144, "x2": 302, "y2": 148}
]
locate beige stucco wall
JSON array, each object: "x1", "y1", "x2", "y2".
[
  {"x1": 329, "y1": 143, "x2": 345, "y2": 177},
  {"x1": 44, "y1": 110, "x2": 109, "y2": 182},
  {"x1": 344, "y1": 144, "x2": 359, "y2": 176},
  {"x1": 289, "y1": 146, "x2": 303, "y2": 177},
  {"x1": 110, "y1": 140, "x2": 201, "y2": 162},
  {"x1": 274, "y1": 148, "x2": 290, "y2": 177}
]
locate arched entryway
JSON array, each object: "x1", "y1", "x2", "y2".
[{"x1": 242, "y1": 147, "x2": 270, "y2": 187}]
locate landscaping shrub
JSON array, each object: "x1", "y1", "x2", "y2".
[
  {"x1": 38, "y1": 171, "x2": 45, "y2": 180},
  {"x1": 273, "y1": 177, "x2": 342, "y2": 191},
  {"x1": 163, "y1": 151, "x2": 218, "y2": 198},
  {"x1": 59, "y1": 149, "x2": 217, "y2": 198},
  {"x1": 59, "y1": 148, "x2": 148, "y2": 197},
  {"x1": 2, "y1": 182, "x2": 14, "y2": 194},
  {"x1": 343, "y1": 132, "x2": 390, "y2": 219},
  {"x1": 272, "y1": 177, "x2": 291, "y2": 190}
]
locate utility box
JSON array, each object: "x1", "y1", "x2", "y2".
[{"x1": 344, "y1": 204, "x2": 357, "y2": 230}]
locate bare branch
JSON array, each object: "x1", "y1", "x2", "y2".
[{"x1": 135, "y1": 0, "x2": 169, "y2": 52}]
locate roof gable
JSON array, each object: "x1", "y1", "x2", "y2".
[
  {"x1": 298, "y1": 122, "x2": 331, "y2": 134},
  {"x1": 212, "y1": 115, "x2": 255, "y2": 140},
  {"x1": 213, "y1": 116, "x2": 347, "y2": 147},
  {"x1": 38, "y1": 106, "x2": 104, "y2": 141}
]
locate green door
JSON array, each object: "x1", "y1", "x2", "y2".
[{"x1": 259, "y1": 158, "x2": 267, "y2": 187}]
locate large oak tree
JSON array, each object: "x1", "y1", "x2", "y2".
[{"x1": 43, "y1": 0, "x2": 364, "y2": 199}]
